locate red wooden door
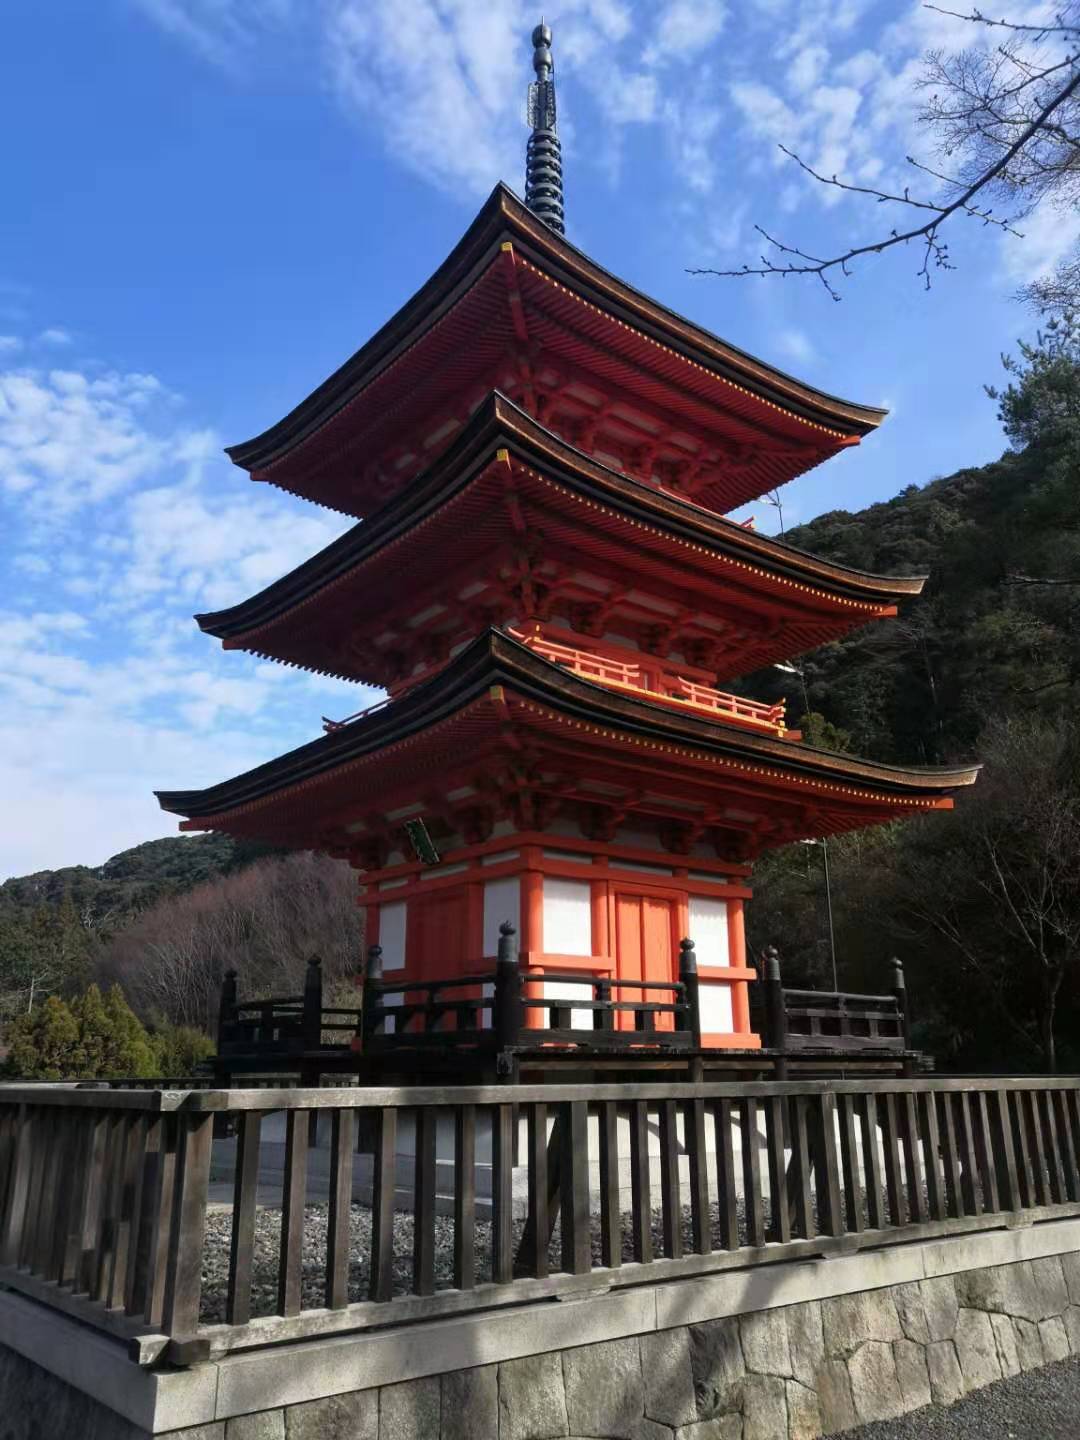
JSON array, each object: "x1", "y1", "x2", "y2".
[
  {"x1": 613, "y1": 889, "x2": 679, "y2": 1032},
  {"x1": 405, "y1": 887, "x2": 472, "y2": 1034}
]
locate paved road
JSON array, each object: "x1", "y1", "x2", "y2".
[{"x1": 835, "y1": 1357, "x2": 1080, "y2": 1438}]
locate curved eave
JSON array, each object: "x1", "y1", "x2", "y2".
[
  {"x1": 226, "y1": 185, "x2": 885, "y2": 478},
  {"x1": 200, "y1": 394, "x2": 922, "y2": 648},
  {"x1": 157, "y1": 628, "x2": 978, "y2": 824}
]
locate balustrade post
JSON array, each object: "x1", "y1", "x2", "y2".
[
  {"x1": 362, "y1": 945, "x2": 383, "y2": 1047},
  {"x1": 494, "y1": 922, "x2": 523, "y2": 1056},
  {"x1": 594, "y1": 978, "x2": 613, "y2": 1032},
  {"x1": 302, "y1": 955, "x2": 323, "y2": 1050},
  {"x1": 217, "y1": 969, "x2": 238, "y2": 1049},
  {"x1": 764, "y1": 947, "x2": 788, "y2": 1078},
  {"x1": 679, "y1": 937, "x2": 701, "y2": 1047},
  {"x1": 891, "y1": 957, "x2": 914, "y2": 1074}
]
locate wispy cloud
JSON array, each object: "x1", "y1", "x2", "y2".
[
  {"x1": 37, "y1": 327, "x2": 73, "y2": 346},
  {"x1": 0, "y1": 340, "x2": 361, "y2": 875}
]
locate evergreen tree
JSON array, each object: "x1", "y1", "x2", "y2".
[{"x1": 4, "y1": 996, "x2": 81, "y2": 1080}]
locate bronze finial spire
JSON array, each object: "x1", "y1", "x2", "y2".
[{"x1": 525, "y1": 20, "x2": 565, "y2": 234}]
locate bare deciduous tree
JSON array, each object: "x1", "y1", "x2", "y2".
[
  {"x1": 693, "y1": 5, "x2": 1080, "y2": 305},
  {"x1": 100, "y1": 852, "x2": 362, "y2": 1031}
]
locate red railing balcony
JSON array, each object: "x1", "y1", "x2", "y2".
[{"x1": 512, "y1": 630, "x2": 788, "y2": 735}]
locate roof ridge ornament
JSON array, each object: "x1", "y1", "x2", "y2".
[{"x1": 525, "y1": 20, "x2": 565, "y2": 235}]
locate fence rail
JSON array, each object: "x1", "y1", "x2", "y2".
[{"x1": 2, "y1": 1073, "x2": 1080, "y2": 1368}]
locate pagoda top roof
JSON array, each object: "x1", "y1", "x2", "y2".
[
  {"x1": 157, "y1": 628, "x2": 977, "y2": 850},
  {"x1": 198, "y1": 393, "x2": 921, "y2": 685},
  {"x1": 225, "y1": 185, "x2": 886, "y2": 517}
]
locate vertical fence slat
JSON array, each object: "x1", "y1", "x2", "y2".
[
  {"x1": 413, "y1": 1107, "x2": 437, "y2": 1297},
  {"x1": 226, "y1": 1112, "x2": 262, "y2": 1326},
  {"x1": 560, "y1": 1101, "x2": 591, "y2": 1275},
  {"x1": 32, "y1": 1109, "x2": 63, "y2": 1278},
  {"x1": 713, "y1": 1099, "x2": 739, "y2": 1250},
  {"x1": 599, "y1": 1101, "x2": 621, "y2": 1269},
  {"x1": 858, "y1": 1094, "x2": 885, "y2": 1229},
  {"x1": 128, "y1": 1115, "x2": 163, "y2": 1318},
  {"x1": 955, "y1": 1093, "x2": 982, "y2": 1216},
  {"x1": 161, "y1": 1113, "x2": 213, "y2": 1340},
  {"x1": 766, "y1": 1096, "x2": 790, "y2": 1244},
  {"x1": 277, "y1": 1109, "x2": 310, "y2": 1317},
  {"x1": 685, "y1": 1098, "x2": 710, "y2": 1256},
  {"x1": 880, "y1": 1094, "x2": 904, "y2": 1226},
  {"x1": 814, "y1": 1093, "x2": 843, "y2": 1238},
  {"x1": 939, "y1": 1092, "x2": 964, "y2": 1217},
  {"x1": 454, "y1": 1104, "x2": 477, "y2": 1290},
  {"x1": 327, "y1": 1109, "x2": 354, "y2": 1310},
  {"x1": 630, "y1": 1100, "x2": 652, "y2": 1263},
  {"x1": 370, "y1": 1108, "x2": 397, "y2": 1303},
  {"x1": 492, "y1": 1103, "x2": 514, "y2": 1285},
  {"x1": 973, "y1": 1092, "x2": 1000, "y2": 1214},
  {"x1": 919, "y1": 1091, "x2": 946, "y2": 1222},
  {"x1": 107, "y1": 1114, "x2": 142, "y2": 1307},
  {"x1": 1064, "y1": 1091, "x2": 1080, "y2": 1201},
  {"x1": 22, "y1": 1108, "x2": 54, "y2": 1273},
  {"x1": 1054, "y1": 1091, "x2": 1080, "y2": 1202},
  {"x1": 1039, "y1": 1091, "x2": 1067, "y2": 1206},
  {"x1": 838, "y1": 1095, "x2": 864, "y2": 1234},
  {"x1": 58, "y1": 1114, "x2": 91, "y2": 1288},
  {"x1": 1010, "y1": 1089, "x2": 1036, "y2": 1209},
  {"x1": 1026, "y1": 1091, "x2": 1051, "y2": 1206},
  {"x1": 741, "y1": 1097, "x2": 765, "y2": 1248},
  {"x1": 659, "y1": 1100, "x2": 682, "y2": 1259},
  {"x1": 789, "y1": 1095, "x2": 814, "y2": 1240},
  {"x1": 990, "y1": 1090, "x2": 1021, "y2": 1214},
  {"x1": 898, "y1": 1093, "x2": 927, "y2": 1225},
  {"x1": 92, "y1": 1112, "x2": 125, "y2": 1302},
  {"x1": 146, "y1": 1115, "x2": 177, "y2": 1326}
]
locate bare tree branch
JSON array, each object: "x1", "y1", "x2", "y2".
[{"x1": 690, "y1": 59, "x2": 1080, "y2": 300}]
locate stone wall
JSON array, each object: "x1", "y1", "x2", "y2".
[
  {"x1": 2, "y1": 1244, "x2": 1080, "y2": 1434},
  {"x1": 194, "y1": 1252, "x2": 1079, "y2": 1440},
  {"x1": 4, "y1": 1247, "x2": 1080, "y2": 1438}
]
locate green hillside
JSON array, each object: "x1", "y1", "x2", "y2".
[{"x1": 0, "y1": 834, "x2": 278, "y2": 929}]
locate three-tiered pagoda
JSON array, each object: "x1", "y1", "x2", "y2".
[{"x1": 158, "y1": 24, "x2": 977, "y2": 1051}]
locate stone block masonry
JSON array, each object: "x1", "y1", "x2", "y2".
[{"x1": 5, "y1": 1229, "x2": 1080, "y2": 1438}]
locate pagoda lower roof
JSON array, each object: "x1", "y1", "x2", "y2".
[
  {"x1": 197, "y1": 394, "x2": 922, "y2": 689},
  {"x1": 224, "y1": 185, "x2": 886, "y2": 519},
  {"x1": 156, "y1": 629, "x2": 978, "y2": 858}
]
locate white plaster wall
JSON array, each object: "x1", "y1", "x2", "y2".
[
  {"x1": 378, "y1": 901, "x2": 407, "y2": 971},
  {"x1": 689, "y1": 895, "x2": 733, "y2": 1034}
]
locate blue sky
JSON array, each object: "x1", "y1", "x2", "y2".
[{"x1": 1, "y1": 0, "x2": 1074, "y2": 878}]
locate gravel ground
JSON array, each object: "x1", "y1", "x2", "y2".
[
  {"x1": 830, "y1": 1357, "x2": 1080, "y2": 1439},
  {"x1": 200, "y1": 1198, "x2": 744, "y2": 1322}
]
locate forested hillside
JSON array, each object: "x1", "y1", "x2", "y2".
[{"x1": 745, "y1": 317, "x2": 1080, "y2": 1072}]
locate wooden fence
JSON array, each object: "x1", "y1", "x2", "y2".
[{"x1": 1, "y1": 1076, "x2": 1079, "y2": 1368}]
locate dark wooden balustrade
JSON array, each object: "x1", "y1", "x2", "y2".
[
  {"x1": 2, "y1": 1073, "x2": 1080, "y2": 1367},
  {"x1": 755, "y1": 948, "x2": 916, "y2": 1074},
  {"x1": 363, "y1": 928, "x2": 702, "y2": 1060}
]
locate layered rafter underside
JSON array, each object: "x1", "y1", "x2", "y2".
[
  {"x1": 226, "y1": 187, "x2": 885, "y2": 520},
  {"x1": 157, "y1": 630, "x2": 977, "y2": 862},
  {"x1": 199, "y1": 396, "x2": 920, "y2": 692}
]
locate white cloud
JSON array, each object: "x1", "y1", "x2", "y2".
[
  {"x1": 775, "y1": 328, "x2": 815, "y2": 364},
  {"x1": 130, "y1": 0, "x2": 296, "y2": 67},
  {"x1": 37, "y1": 327, "x2": 73, "y2": 346},
  {"x1": 1000, "y1": 200, "x2": 1080, "y2": 288},
  {"x1": 0, "y1": 336, "x2": 21, "y2": 353},
  {"x1": 644, "y1": 0, "x2": 727, "y2": 65},
  {"x1": 0, "y1": 345, "x2": 362, "y2": 878}
]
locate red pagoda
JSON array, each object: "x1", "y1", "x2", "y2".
[{"x1": 158, "y1": 25, "x2": 977, "y2": 1056}]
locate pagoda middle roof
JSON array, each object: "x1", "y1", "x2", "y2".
[
  {"x1": 157, "y1": 628, "x2": 978, "y2": 856},
  {"x1": 225, "y1": 185, "x2": 886, "y2": 519},
  {"x1": 198, "y1": 393, "x2": 923, "y2": 686}
]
